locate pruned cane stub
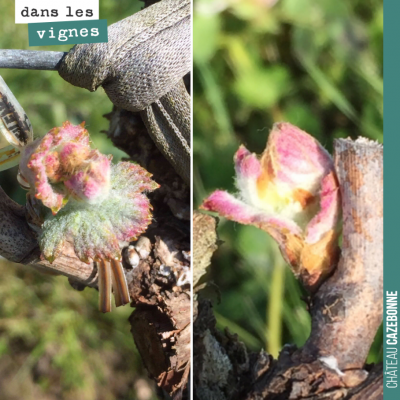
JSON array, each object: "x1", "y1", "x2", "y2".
[
  {"x1": 0, "y1": 75, "x2": 33, "y2": 171},
  {"x1": 96, "y1": 259, "x2": 131, "y2": 313}
]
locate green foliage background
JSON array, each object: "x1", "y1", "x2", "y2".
[
  {"x1": 0, "y1": 1, "x2": 157, "y2": 399},
  {"x1": 194, "y1": 0, "x2": 383, "y2": 361}
]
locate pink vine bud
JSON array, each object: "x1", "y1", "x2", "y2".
[
  {"x1": 19, "y1": 121, "x2": 159, "y2": 264},
  {"x1": 19, "y1": 121, "x2": 104, "y2": 213},
  {"x1": 201, "y1": 122, "x2": 341, "y2": 291}
]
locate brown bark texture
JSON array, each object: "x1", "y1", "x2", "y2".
[
  {"x1": 193, "y1": 137, "x2": 383, "y2": 400},
  {"x1": 0, "y1": 106, "x2": 190, "y2": 400}
]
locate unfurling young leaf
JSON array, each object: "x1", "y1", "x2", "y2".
[{"x1": 19, "y1": 121, "x2": 159, "y2": 312}]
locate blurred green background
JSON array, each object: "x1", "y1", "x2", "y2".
[
  {"x1": 194, "y1": 0, "x2": 383, "y2": 362},
  {"x1": 0, "y1": 1, "x2": 157, "y2": 399}
]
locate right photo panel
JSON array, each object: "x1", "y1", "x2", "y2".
[{"x1": 193, "y1": 0, "x2": 383, "y2": 399}]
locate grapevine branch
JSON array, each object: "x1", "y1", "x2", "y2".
[
  {"x1": 0, "y1": 108, "x2": 191, "y2": 400},
  {"x1": 0, "y1": 49, "x2": 66, "y2": 70},
  {"x1": 193, "y1": 137, "x2": 383, "y2": 400}
]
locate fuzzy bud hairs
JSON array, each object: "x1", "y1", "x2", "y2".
[
  {"x1": 20, "y1": 121, "x2": 159, "y2": 263},
  {"x1": 19, "y1": 121, "x2": 159, "y2": 312}
]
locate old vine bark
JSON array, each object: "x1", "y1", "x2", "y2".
[
  {"x1": 0, "y1": 107, "x2": 190, "y2": 400},
  {"x1": 193, "y1": 137, "x2": 383, "y2": 400},
  {"x1": 0, "y1": 0, "x2": 190, "y2": 397}
]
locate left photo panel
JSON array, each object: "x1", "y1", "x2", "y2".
[{"x1": 0, "y1": 0, "x2": 191, "y2": 399}]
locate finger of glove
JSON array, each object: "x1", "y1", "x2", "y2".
[
  {"x1": 58, "y1": 0, "x2": 191, "y2": 112},
  {"x1": 141, "y1": 83, "x2": 190, "y2": 184}
]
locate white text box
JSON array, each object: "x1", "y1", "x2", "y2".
[{"x1": 15, "y1": 0, "x2": 99, "y2": 24}]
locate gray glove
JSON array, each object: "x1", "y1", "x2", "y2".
[{"x1": 58, "y1": 0, "x2": 191, "y2": 183}]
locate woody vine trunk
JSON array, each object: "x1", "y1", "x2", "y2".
[
  {"x1": 193, "y1": 137, "x2": 383, "y2": 400},
  {"x1": 0, "y1": 105, "x2": 191, "y2": 400}
]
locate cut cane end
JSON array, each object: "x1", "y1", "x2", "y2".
[
  {"x1": 110, "y1": 258, "x2": 131, "y2": 308},
  {"x1": 97, "y1": 260, "x2": 112, "y2": 313}
]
